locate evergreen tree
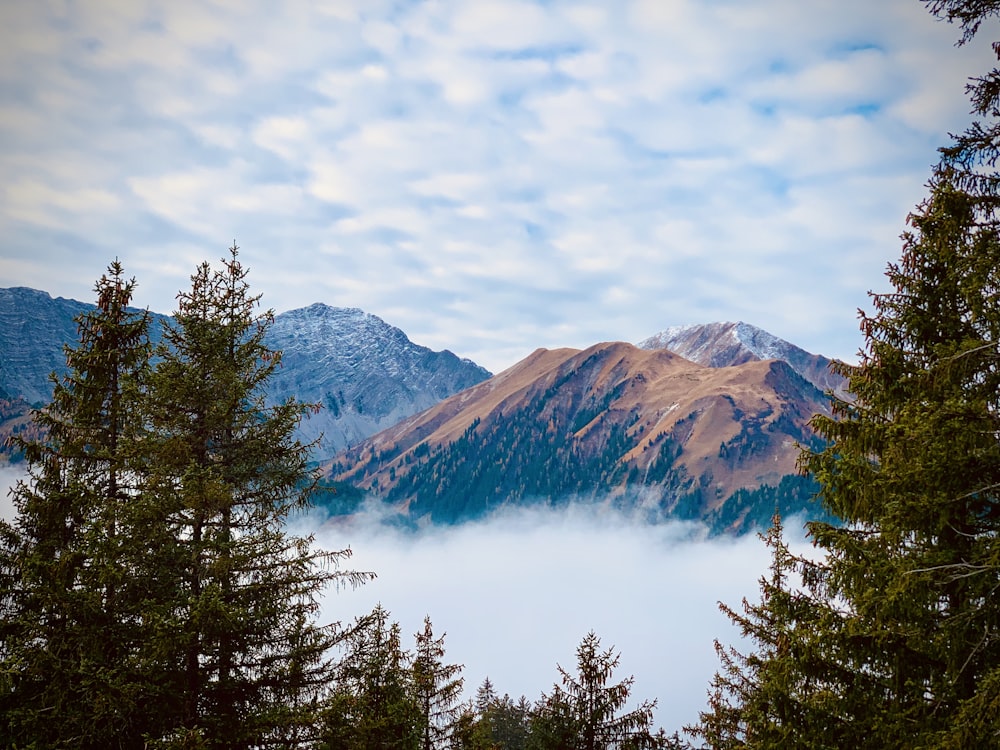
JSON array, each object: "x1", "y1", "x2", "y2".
[
  {"x1": 450, "y1": 678, "x2": 533, "y2": 750},
  {"x1": 413, "y1": 615, "x2": 465, "y2": 750},
  {"x1": 698, "y1": 5, "x2": 1000, "y2": 748},
  {"x1": 321, "y1": 604, "x2": 422, "y2": 750},
  {"x1": 0, "y1": 263, "x2": 156, "y2": 747},
  {"x1": 141, "y1": 245, "x2": 371, "y2": 746},
  {"x1": 528, "y1": 632, "x2": 663, "y2": 750},
  {"x1": 0, "y1": 250, "x2": 373, "y2": 746},
  {"x1": 795, "y1": 4, "x2": 1000, "y2": 746},
  {"x1": 481, "y1": 685, "x2": 532, "y2": 750},
  {"x1": 693, "y1": 514, "x2": 857, "y2": 750}
]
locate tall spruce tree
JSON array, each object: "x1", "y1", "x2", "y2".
[
  {"x1": 697, "y1": 5, "x2": 1000, "y2": 748},
  {"x1": 796, "y1": 4, "x2": 1000, "y2": 746},
  {"x1": 141, "y1": 245, "x2": 371, "y2": 747},
  {"x1": 456, "y1": 679, "x2": 532, "y2": 750},
  {"x1": 693, "y1": 514, "x2": 862, "y2": 750},
  {"x1": 412, "y1": 616, "x2": 464, "y2": 750},
  {"x1": 0, "y1": 263, "x2": 155, "y2": 747},
  {"x1": 528, "y1": 632, "x2": 663, "y2": 750},
  {"x1": 321, "y1": 604, "x2": 422, "y2": 750}
]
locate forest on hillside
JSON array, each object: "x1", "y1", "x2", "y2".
[{"x1": 5, "y1": 0, "x2": 1000, "y2": 747}]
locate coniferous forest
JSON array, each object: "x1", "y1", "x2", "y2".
[{"x1": 5, "y1": 1, "x2": 1000, "y2": 747}]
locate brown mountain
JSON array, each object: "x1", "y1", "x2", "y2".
[{"x1": 324, "y1": 340, "x2": 835, "y2": 534}]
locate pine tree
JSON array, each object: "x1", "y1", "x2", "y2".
[
  {"x1": 413, "y1": 616, "x2": 465, "y2": 750},
  {"x1": 0, "y1": 262, "x2": 156, "y2": 747},
  {"x1": 792, "y1": 5, "x2": 1000, "y2": 746},
  {"x1": 451, "y1": 678, "x2": 535, "y2": 750},
  {"x1": 529, "y1": 632, "x2": 663, "y2": 750},
  {"x1": 140, "y1": 245, "x2": 372, "y2": 747},
  {"x1": 478, "y1": 681, "x2": 532, "y2": 750},
  {"x1": 321, "y1": 604, "x2": 422, "y2": 750},
  {"x1": 692, "y1": 514, "x2": 858, "y2": 750},
  {"x1": 798, "y1": 168, "x2": 1000, "y2": 748}
]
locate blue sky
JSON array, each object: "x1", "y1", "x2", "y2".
[{"x1": 0, "y1": 0, "x2": 995, "y2": 373}]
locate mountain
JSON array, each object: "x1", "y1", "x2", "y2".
[
  {"x1": 638, "y1": 321, "x2": 848, "y2": 398},
  {"x1": 0, "y1": 288, "x2": 100, "y2": 460},
  {"x1": 0, "y1": 288, "x2": 95, "y2": 405},
  {"x1": 0, "y1": 288, "x2": 490, "y2": 462},
  {"x1": 264, "y1": 304, "x2": 490, "y2": 455},
  {"x1": 1, "y1": 285, "x2": 842, "y2": 533},
  {"x1": 324, "y1": 340, "x2": 835, "y2": 535}
]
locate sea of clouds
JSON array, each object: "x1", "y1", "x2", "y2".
[
  {"x1": 308, "y1": 502, "x2": 816, "y2": 734},
  {"x1": 1, "y1": 465, "x2": 24, "y2": 523},
  {"x1": 1, "y1": 462, "x2": 816, "y2": 734}
]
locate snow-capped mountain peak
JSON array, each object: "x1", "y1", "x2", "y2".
[{"x1": 637, "y1": 321, "x2": 846, "y2": 397}]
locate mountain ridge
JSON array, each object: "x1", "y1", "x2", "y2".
[
  {"x1": 1, "y1": 285, "x2": 841, "y2": 533},
  {"x1": 638, "y1": 320, "x2": 848, "y2": 398},
  {"x1": 0, "y1": 287, "x2": 490, "y2": 460}
]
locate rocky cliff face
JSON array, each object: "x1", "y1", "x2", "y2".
[
  {"x1": 0, "y1": 288, "x2": 95, "y2": 405},
  {"x1": 264, "y1": 304, "x2": 491, "y2": 455},
  {"x1": 325, "y1": 341, "x2": 836, "y2": 534}
]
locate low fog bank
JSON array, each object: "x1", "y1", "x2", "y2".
[
  {"x1": 308, "y1": 502, "x2": 815, "y2": 734},
  {"x1": 0, "y1": 464, "x2": 817, "y2": 733}
]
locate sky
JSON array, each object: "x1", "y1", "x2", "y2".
[
  {"x1": 0, "y1": 0, "x2": 997, "y2": 374},
  {"x1": 3, "y1": 3, "x2": 995, "y2": 732}
]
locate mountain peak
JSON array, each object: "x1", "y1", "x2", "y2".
[
  {"x1": 637, "y1": 321, "x2": 846, "y2": 397},
  {"x1": 0, "y1": 287, "x2": 491, "y2": 459},
  {"x1": 638, "y1": 321, "x2": 785, "y2": 364}
]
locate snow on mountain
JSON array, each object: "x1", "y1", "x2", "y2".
[
  {"x1": 265, "y1": 304, "x2": 490, "y2": 455},
  {"x1": 637, "y1": 321, "x2": 848, "y2": 398},
  {"x1": 0, "y1": 290, "x2": 490, "y2": 462}
]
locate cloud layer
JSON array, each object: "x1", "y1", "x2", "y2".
[
  {"x1": 312, "y1": 505, "x2": 815, "y2": 734},
  {"x1": 2, "y1": 460, "x2": 811, "y2": 733},
  {"x1": 1, "y1": 1, "x2": 996, "y2": 371},
  {"x1": 0, "y1": 466, "x2": 24, "y2": 523}
]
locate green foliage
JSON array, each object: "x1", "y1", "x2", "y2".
[
  {"x1": 0, "y1": 262, "x2": 159, "y2": 747},
  {"x1": 706, "y1": 475, "x2": 832, "y2": 536},
  {"x1": 139, "y1": 245, "x2": 373, "y2": 746},
  {"x1": 412, "y1": 616, "x2": 464, "y2": 750},
  {"x1": 701, "y1": 5, "x2": 1000, "y2": 747},
  {"x1": 692, "y1": 514, "x2": 856, "y2": 749},
  {"x1": 312, "y1": 476, "x2": 369, "y2": 516},
  {"x1": 0, "y1": 249, "x2": 374, "y2": 748},
  {"x1": 451, "y1": 678, "x2": 532, "y2": 750},
  {"x1": 528, "y1": 632, "x2": 664, "y2": 750},
  {"x1": 321, "y1": 605, "x2": 422, "y2": 750}
]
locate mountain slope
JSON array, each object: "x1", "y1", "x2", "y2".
[
  {"x1": 325, "y1": 341, "x2": 833, "y2": 534},
  {"x1": 0, "y1": 288, "x2": 95, "y2": 405},
  {"x1": 638, "y1": 321, "x2": 848, "y2": 398},
  {"x1": 265, "y1": 304, "x2": 490, "y2": 454}
]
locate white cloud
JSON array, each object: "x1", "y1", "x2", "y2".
[
  {"x1": 310, "y1": 504, "x2": 815, "y2": 735},
  {"x1": 0, "y1": 466, "x2": 25, "y2": 524},
  {"x1": 448, "y1": 0, "x2": 565, "y2": 51},
  {"x1": 2, "y1": 180, "x2": 121, "y2": 229},
  {"x1": 1, "y1": 0, "x2": 995, "y2": 372}
]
